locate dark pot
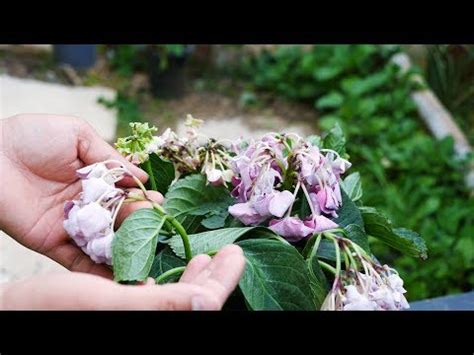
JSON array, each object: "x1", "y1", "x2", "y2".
[
  {"x1": 148, "y1": 48, "x2": 193, "y2": 99},
  {"x1": 53, "y1": 45, "x2": 97, "y2": 70}
]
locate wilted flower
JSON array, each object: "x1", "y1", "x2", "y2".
[
  {"x1": 268, "y1": 217, "x2": 315, "y2": 242},
  {"x1": 63, "y1": 161, "x2": 129, "y2": 265},
  {"x1": 228, "y1": 132, "x2": 350, "y2": 241},
  {"x1": 294, "y1": 143, "x2": 350, "y2": 218},
  {"x1": 341, "y1": 285, "x2": 377, "y2": 310},
  {"x1": 115, "y1": 122, "x2": 158, "y2": 164},
  {"x1": 321, "y1": 237, "x2": 410, "y2": 311}
]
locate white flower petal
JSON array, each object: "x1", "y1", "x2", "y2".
[{"x1": 76, "y1": 203, "x2": 112, "y2": 240}]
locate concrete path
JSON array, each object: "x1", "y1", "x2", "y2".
[
  {"x1": 1, "y1": 74, "x2": 117, "y2": 142},
  {"x1": 176, "y1": 116, "x2": 313, "y2": 141},
  {"x1": 1, "y1": 74, "x2": 117, "y2": 284}
]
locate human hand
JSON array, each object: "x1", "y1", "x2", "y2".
[
  {"x1": 0, "y1": 245, "x2": 246, "y2": 310},
  {"x1": 0, "y1": 114, "x2": 161, "y2": 278}
]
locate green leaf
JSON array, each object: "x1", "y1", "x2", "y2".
[
  {"x1": 226, "y1": 217, "x2": 245, "y2": 228},
  {"x1": 201, "y1": 213, "x2": 228, "y2": 229},
  {"x1": 314, "y1": 225, "x2": 370, "y2": 261},
  {"x1": 306, "y1": 134, "x2": 322, "y2": 148},
  {"x1": 316, "y1": 91, "x2": 344, "y2": 109},
  {"x1": 141, "y1": 153, "x2": 175, "y2": 194},
  {"x1": 316, "y1": 239, "x2": 336, "y2": 261},
  {"x1": 112, "y1": 209, "x2": 165, "y2": 282},
  {"x1": 333, "y1": 189, "x2": 365, "y2": 230},
  {"x1": 393, "y1": 228, "x2": 428, "y2": 260},
  {"x1": 360, "y1": 207, "x2": 428, "y2": 259},
  {"x1": 187, "y1": 200, "x2": 232, "y2": 230},
  {"x1": 188, "y1": 201, "x2": 232, "y2": 216},
  {"x1": 163, "y1": 174, "x2": 233, "y2": 233},
  {"x1": 237, "y1": 239, "x2": 316, "y2": 310},
  {"x1": 169, "y1": 227, "x2": 276, "y2": 259},
  {"x1": 313, "y1": 66, "x2": 342, "y2": 81},
  {"x1": 306, "y1": 245, "x2": 330, "y2": 309},
  {"x1": 322, "y1": 123, "x2": 346, "y2": 155},
  {"x1": 148, "y1": 247, "x2": 186, "y2": 283},
  {"x1": 341, "y1": 172, "x2": 363, "y2": 202},
  {"x1": 345, "y1": 223, "x2": 370, "y2": 253}
]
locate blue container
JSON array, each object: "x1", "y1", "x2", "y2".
[{"x1": 53, "y1": 45, "x2": 97, "y2": 69}]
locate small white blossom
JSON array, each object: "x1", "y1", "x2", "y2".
[
  {"x1": 81, "y1": 177, "x2": 116, "y2": 204},
  {"x1": 76, "y1": 202, "x2": 112, "y2": 241}
]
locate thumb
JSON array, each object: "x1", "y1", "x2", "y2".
[{"x1": 77, "y1": 120, "x2": 148, "y2": 186}]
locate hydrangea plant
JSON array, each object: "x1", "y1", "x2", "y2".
[{"x1": 63, "y1": 117, "x2": 428, "y2": 310}]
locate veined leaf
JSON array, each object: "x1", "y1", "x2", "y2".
[
  {"x1": 148, "y1": 247, "x2": 186, "y2": 283},
  {"x1": 141, "y1": 153, "x2": 175, "y2": 195},
  {"x1": 306, "y1": 242, "x2": 330, "y2": 309},
  {"x1": 341, "y1": 172, "x2": 363, "y2": 202},
  {"x1": 237, "y1": 239, "x2": 316, "y2": 310},
  {"x1": 112, "y1": 209, "x2": 165, "y2": 282},
  {"x1": 333, "y1": 189, "x2": 365, "y2": 230},
  {"x1": 345, "y1": 223, "x2": 370, "y2": 253},
  {"x1": 163, "y1": 174, "x2": 233, "y2": 233},
  {"x1": 306, "y1": 134, "x2": 322, "y2": 148},
  {"x1": 360, "y1": 207, "x2": 428, "y2": 259},
  {"x1": 322, "y1": 123, "x2": 346, "y2": 155},
  {"x1": 316, "y1": 239, "x2": 337, "y2": 261},
  {"x1": 200, "y1": 213, "x2": 228, "y2": 229},
  {"x1": 169, "y1": 226, "x2": 276, "y2": 259}
]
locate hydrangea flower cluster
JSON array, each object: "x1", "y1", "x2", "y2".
[
  {"x1": 322, "y1": 266, "x2": 409, "y2": 311},
  {"x1": 63, "y1": 161, "x2": 130, "y2": 265},
  {"x1": 320, "y1": 237, "x2": 410, "y2": 311},
  {"x1": 64, "y1": 119, "x2": 417, "y2": 311},
  {"x1": 228, "y1": 133, "x2": 351, "y2": 242},
  {"x1": 116, "y1": 116, "x2": 234, "y2": 185},
  {"x1": 115, "y1": 122, "x2": 158, "y2": 165}
]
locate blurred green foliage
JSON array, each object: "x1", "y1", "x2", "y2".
[
  {"x1": 426, "y1": 45, "x2": 474, "y2": 144},
  {"x1": 98, "y1": 93, "x2": 143, "y2": 137},
  {"x1": 104, "y1": 45, "x2": 186, "y2": 75},
  {"x1": 235, "y1": 45, "x2": 473, "y2": 300}
]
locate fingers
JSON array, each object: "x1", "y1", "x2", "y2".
[
  {"x1": 115, "y1": 283, "x2": 222, "y2": 310},
  {"x1": 0, "y1": 272, "x2": 120, "y2": 310},
  {"x1": 115, "y1": 189, "x2": 164, "y2": 227},
  {"x1": 185, "y1": 245, "x2": 246, "y2": 307},
  {"x1": 1, "y1": 244, "x2": 246, "y2": 310},
  {"x1": 0, "y1": 272, "x2": 216, "y2": 310},
  {"x1": 179, "y1": 254, "x2": 212, "y2": 283},
  {"x1": 47, "y1": 242, "x2": 113, "y2": 279},
  {"x1": 77, "y1": 120, "x2": 148, "y2": 184}
]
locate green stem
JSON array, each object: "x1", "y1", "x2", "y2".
[
  {"x1": 318, "y1": 260, "x2": 337, "y2": 274},
  {"x1": 344, "y1": 244, "x2": 358, "y2": 270},
  {"x1": 129, "y1": 172, "x2": 192, "y2": 262},
  {"x1": 344, "y1": 250, "x2": 350, "y2": 270},
  {"x1": 132, "y1": 175, "x2": 149, "y2": 196},
  {"x1": 155, "y1": 266, "x2": 186, "y2": 284},
  {"x1": 144, "y1": 159, "x2": 157, "y2": 191},
  {"x1": 152, "y1": 202, "x2": 193, "y2": 262},
  {"x1": 167, "y1": 215, "x2": 193, "y2": 262},
  {"x1": 332, "y1": 236, "x2": 341, "y2": 278},
  {"x1": 309, "y1": 233, "x2": 323, "y2": 260}
]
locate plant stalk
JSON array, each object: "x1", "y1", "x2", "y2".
[
  {"x1": 152, "y1": 202, "x2": 193, "y2": 262},
  {"x1": 155, "y1": 266, "x2": 186, "y2": 284},
  {"x1": 143, "y1": 159, "x2": 157, "y2": 191}
]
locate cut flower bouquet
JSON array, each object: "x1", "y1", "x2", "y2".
[{"x1": 63, "y1": 116, "x2": 428, "y2": 310}]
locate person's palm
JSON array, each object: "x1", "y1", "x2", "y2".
[{"x1": 0, "y1": 114, "x2": 150, "y2": 278}]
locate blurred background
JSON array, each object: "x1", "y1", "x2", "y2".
[{"x1": 0, "y1": 44, "x2": 473, "y2": 301}]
